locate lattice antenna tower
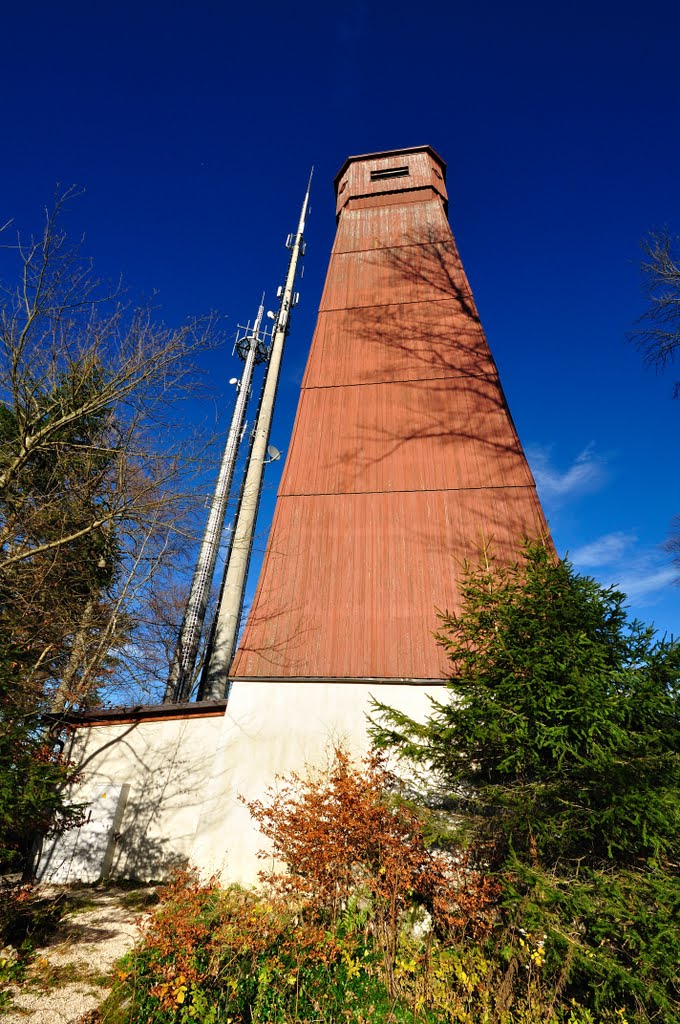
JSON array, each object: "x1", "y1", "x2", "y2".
[
  {"x1": 165, "y1": 297, "x2": 272, "y2": 703},
  {"x1": 202, "y1": 169, "x2": 312, "y2": 698}
]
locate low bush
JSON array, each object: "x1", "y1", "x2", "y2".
[
  {"x1": 101, "y1": 745, "x2": 679, "y2": 1023},
  {"x1": 103, "y1": 869, "x2": 636, "y2": 1024},
  {"x1": 104, "y1": 871, "x2": 411, "y2": 1024}
]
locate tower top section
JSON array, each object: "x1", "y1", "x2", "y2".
[{"x1": 334, "y1": 145, "x2": 447, "y2": 220}]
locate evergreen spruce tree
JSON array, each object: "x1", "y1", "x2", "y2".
[
  {"x1": 372, "y1": 544, "x2": 680, "y2": 1021},
  {"x1": 0, "y1": 366, "x2": 120, "y2": 867},
  {"x1": 0, "y1": 364, "x2": 121, "y2": 706}
]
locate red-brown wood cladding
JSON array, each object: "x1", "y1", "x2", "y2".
[
  {"x1": 232, "y1": 490, "x2": 547, "y2": 680},
  {"x1": 230, "y1": 148, "x2": 549, "y2": 681},
  {"x1": 335, "y1": 148, "x2": 448, "y2": 217},
  {"x1": 302, "y1": 304, "x2": 495, "y2": 388},
  {"x1": 280, "y1": 378, "x2": 535, "y2": 497}
]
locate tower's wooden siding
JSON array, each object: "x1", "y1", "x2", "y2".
[{"x1": 230, "y1": 147, "x2": 549, "y2": 681}]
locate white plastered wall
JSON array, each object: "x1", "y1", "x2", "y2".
[
  {"x1": 41, "y1": 680, "x2": 443, "y2": 885},
  {"x1": 190, "y1": 680, "x2": 443, "y2": 886},
  {"x1": 41, "y1": 714, "x2": 225, "y2": 882}
]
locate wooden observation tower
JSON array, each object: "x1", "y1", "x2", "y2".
[
  {"x1": 228, "y1": 145, "x2": 548, "y2": 685},
  {"x1": 41, "y1": 147, "x2": 551, "y2": 887}
]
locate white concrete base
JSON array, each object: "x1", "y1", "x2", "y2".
[
  {"x1": 40, "y1": 713, "x2": 225, "y2": 882},
  {"x1": 41, "y1": 680, "x2": 443, "y2": 885},
  {"x1": 191, "y1": 680, "x2": 442, "y2": 885}
]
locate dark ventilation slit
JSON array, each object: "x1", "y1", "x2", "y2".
[{"x1": 370, "y1": 166, "x2": 410, "y2": 181}]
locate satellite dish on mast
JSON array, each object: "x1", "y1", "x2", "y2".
[{"x1": 266, "y1": 445, "x2": 282, "y2": 463}]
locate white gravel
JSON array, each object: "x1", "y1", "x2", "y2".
[{"x1": 2, "y1": 887, "x2": 153, "y2": 1024}]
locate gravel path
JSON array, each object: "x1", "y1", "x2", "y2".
[{"x1": 2, "y1": 886, "x2": 153, "y2": 1024}]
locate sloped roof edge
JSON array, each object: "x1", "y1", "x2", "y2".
[{"x1": 334, "y1": 145, "x2": 447, "y2": 190}]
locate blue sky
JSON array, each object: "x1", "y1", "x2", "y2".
[{"x1": 2, "y1": 0, "x2": 679, "y2": 639}]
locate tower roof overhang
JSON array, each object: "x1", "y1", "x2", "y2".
[{"x1": 334, "y1": 145, "x2": 447, "y2": 191}]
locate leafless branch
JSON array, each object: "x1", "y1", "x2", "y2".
[
  {"x1": 630, "y1": 230, "x2": 680, "y2": 398},
  {"x1": 0, "y1": 191, "x2": 225, "y2": 712}
]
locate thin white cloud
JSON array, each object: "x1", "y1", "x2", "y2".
[
  {"x1": 614, "y1": 566, "x2": 677, "y2": 602},
  {"x1": 526, "y1": 440, "x2": 677, "y2": 614},
  {"x1": 526, "y1": 443, "x2": 606, "y2": 503},
  {"x1": 572, "y1": 535, "x2": 677, "y2": 605},
  {"x1": 571, "y1": 531, "x2": 637, "y2": 568}
]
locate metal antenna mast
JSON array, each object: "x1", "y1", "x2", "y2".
[
  {"x1": 203, "y1": 170, "x2": 312, "y2": 699},
  {"x1": 165, "y1": 298, "x2": 270, "y2": 703}
]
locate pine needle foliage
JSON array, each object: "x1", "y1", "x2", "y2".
[
  {"x1": 371, "y1": 543, "x2": 679, "y2": 867},
  {"x1": 371, "y1": 542, "x2": 680, "y2": 1020}
]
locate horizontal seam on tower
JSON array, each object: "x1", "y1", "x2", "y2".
[
  {"x1": 301, "y1": 372, "x2": 496, "y2": 390},
  {"x1": 331, "y1": 238, "x2": 452, "y2": 256},
  {"x1": 278, "y1": 484, "x2": 537, "y2": 498},
  {"x1": 314, "y1": 295, "x2": 470, "y2": 313},
  {"x1": 228, "y1": 676, "x2": 446, "y2": 686},
  {"x1": 319, "y1": 296, "x2": 474, "y2": 313},
  {"x1": 341, "y1": 185, "x2": 442, "y2": 205}
]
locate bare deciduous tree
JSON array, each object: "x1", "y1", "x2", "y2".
[
  {"x1": 0, "y1": 189, "x2": 221, "y2": 714},
  {"x1": 631, "y1": 230, "x2": 680, "y2": 398},
  {"x1": 629, "y1": 230, "x2": 680, "y2": 580}
]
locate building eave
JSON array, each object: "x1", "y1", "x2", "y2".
[
  {"x1": 47, "y1": 699, "x2": 229, "y2": 728},
  {"x1": 334, "y1": 145, "x2": 447, "y2": 191}
]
